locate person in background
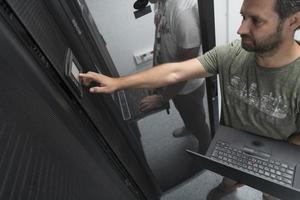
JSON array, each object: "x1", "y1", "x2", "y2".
[
  {"x1": 139, "y1": 0, "x2": 211, "y2": 154},
  {"x1": 80, "y1": 0, "x2": 300, "y2": 199}
]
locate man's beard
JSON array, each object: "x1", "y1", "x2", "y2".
[{"x1": 241, "y1": 23, "x2": 284, "y2": 54}]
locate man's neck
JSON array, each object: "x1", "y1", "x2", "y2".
[{"x1": 255, "y1": 40, "x2": 300, "y2": 68}]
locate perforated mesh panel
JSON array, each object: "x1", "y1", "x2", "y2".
[
  {"x1": 0, "y1": 1, "x2": 141, "y2": 199},
  {"x1": 6, "y1": 0, "x2": 67, "y2": 72},
  {"x1": 0, "y1": 70, "x2": 82, "y2": 199},
  {"x1": 0, "y1": 46, "x2": 137, "y2": 200},
  {"x1": 0, "y1": 117, "x2": 80, "y2": 200},
  {"x1": 0, "y1": 0, "x2": 158, "y2": 199}
]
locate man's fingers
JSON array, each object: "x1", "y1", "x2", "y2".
[
  {"x1": 140, "y1": 97, "x2": 150, "y2": 104},
  {"x1": 80, "y1": 78, "x2": 92, "y2": 86},
  {"x1": 89, "y1": 86, "x2": 110, "y2": 94},
  {"x1": 139, "y1": 100, "x2": 152, "y2": 111},
  {"x1": 80, "y1": 72, "x2": 102, "y2": 84},
  {"x1": 139, "y1": 103, "x2": 151, "y2": 112},
  {"x1": 80, "y1": 71, "x2": 99, "y2": 78},
  {"x1": 80, "y1": 72, "x2": 117, "y2": 94},
  {"x1": 79, "y1": 73, "x2": 95, "y2": 86},
  {"x1": 139, "y1": 99, "x2": 161, "y2": 112}
]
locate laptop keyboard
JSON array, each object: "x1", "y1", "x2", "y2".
[{"x1": 211, "y1": 141, "x2": 296, "y2": 187}]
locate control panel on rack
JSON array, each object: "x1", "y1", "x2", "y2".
[{"x1": 65, "y1": 49, "x2": 83, "y2": 98}]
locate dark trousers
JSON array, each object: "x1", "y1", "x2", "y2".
[{"x1": 172, "y1": 83, "x2": 211, "y2": 154}]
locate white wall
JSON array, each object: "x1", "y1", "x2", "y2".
[
  {"x1": 86, "y1": 0, "x2": 300, "y2": 77},
  {"x1": 214, "y1": 0, "x2": 243, "y2": 45},
  {"x1": 219, "y1": 0, "x2": 300, "y2": 41},
  {"x1": 214, "y1": 0, "x2": 228, "y2": 45},
  {"x1": 85, "y1": 0, "x2": 239, "y2": 76},
  {"x1": 86, "y1": 0, "x2": 155, "y2": 75},
  {"x1": 227, "y1": 0, "x2": 243, "y2": 42}
]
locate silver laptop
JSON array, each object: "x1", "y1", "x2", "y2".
[{"x1": 187, "y1": 125, "x2": 300, "y2": 199}]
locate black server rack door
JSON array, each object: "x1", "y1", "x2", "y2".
[{"x1": 0, "y1": 1, "x2": 153, "y2": 199}]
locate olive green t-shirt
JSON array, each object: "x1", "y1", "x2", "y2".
[{"x1": 198, "y1": 40, "x2": 300, "y2": 140}]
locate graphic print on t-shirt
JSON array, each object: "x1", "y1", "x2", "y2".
[{"x1": 227, "y1": 75, "x2": 288, "y2": 119}]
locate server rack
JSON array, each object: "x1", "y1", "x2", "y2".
[
  {"x1": 0, "y1": 0, "x2": 218, "y2": 199},
  {"x1": 0, "y1": 0, "x2": 159, "y2": 199}
]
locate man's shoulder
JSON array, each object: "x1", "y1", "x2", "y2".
[
  {"x1": 213, "y1": 39, "x2": 246, "y2": 57},
  {"x1": 171, "y1": 0, "x2": 198, "y2": 13},
  {"x1": 227, "y1": 39, "x2": 243, "y2": 53}
]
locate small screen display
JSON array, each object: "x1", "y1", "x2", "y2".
[{"x1": 71, "y1": 61, "x2": 80, "y2": 83}]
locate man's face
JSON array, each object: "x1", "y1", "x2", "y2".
[{"x1": 237, "y1": 0, "x2": 285, "y2": 54}]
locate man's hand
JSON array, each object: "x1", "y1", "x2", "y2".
[
  {"x1": 139, "y1": 95, "x2": 164, "y2": 112},
  {"x1": 288, "y1": 134, "x2": 300, "y2": 146},
  {"x1": 79, "y1": 72, "x2": 118, "y2": 94}
]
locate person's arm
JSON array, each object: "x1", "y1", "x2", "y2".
[
  {"x1": 161, "y1": 46, "x2": 200, "y2": 101},
  {"x1": 79, "y1": 58, "x2": 209, "y2": 94}
]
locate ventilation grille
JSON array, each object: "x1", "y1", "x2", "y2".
[
  {"x1": 6, "y1": 0, "x2": 67, "y2": 72},
  {"x1": 0, "y1": 110, "x2": 80, "y2": 200},
  {"x1": 0, "y1": 1, "x2": 149, "y2": 199}
]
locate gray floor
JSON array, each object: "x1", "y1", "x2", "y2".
[
  {"x1": 138, "y1": 103, "x2": 199, "y2": 191},
  {"x1": 162, "y1": 171, "x2": 262, "y2": 200},
  {"x1": 137, "y1": 102, "x2": 262, "y2": 199}
]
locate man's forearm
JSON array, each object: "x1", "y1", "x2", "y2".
[
  {"x1": 155, "y1": 47, "x2": 201, "y2": 100},
  {"x1": 79, "y1": 58, "x2": 208, "y2": 94},
  {"x1": 116, "y1": 58, "x2": 207, "y2": 91},
  {"x1": 117, "y1": 63, "x2": 181, "y2": 90}
]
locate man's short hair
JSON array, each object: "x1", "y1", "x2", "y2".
[{"x1": 274, "y1": 0, "x2": 300, "y2": 20}]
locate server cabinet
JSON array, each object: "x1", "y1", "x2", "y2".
[{"x1": 0, "y1": 0, "x2": 159, "y2": 199}]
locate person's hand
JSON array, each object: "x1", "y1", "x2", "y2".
[
  {"x1": 79, "y1": 71, "x2": 118, "y2": 93},
  {"x1": 139, "y1": 95, "x2": 164, "y2": 112},
  {"x1": 288, "y1": 134, "x2": 300, "y2": 146}
]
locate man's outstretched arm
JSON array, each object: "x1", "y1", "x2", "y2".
[{"x1": 79, "y1": 58, "x2": 209, "y2": 94}]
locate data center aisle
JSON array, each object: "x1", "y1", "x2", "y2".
[
  {"x1": 162, "y1": 170, "x2": 262, "y2": 200},
  {"x1": 137, "y1": 102, "x2": 201, "y2": 191},
  {"x1": 138, "y1": 102, "x2": 262, "y2": 199}
]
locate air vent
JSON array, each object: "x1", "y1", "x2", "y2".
[
  {"x1": 0, "y1": 110, "x2": 80, "y2": 199},
  {"x1": 0, "y1": 0, "x2": 13, "y2": 16},
  {"x1": 6, "y1": 0, "x2": 68, "y2": 72}
]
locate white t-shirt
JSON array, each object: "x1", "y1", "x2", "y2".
[{"x1": 154, "y1": 0, "x2": 204, "y2": 95}]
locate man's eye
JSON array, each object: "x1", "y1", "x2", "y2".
[{"x1": 252, "y1": 18, "x2": 262, "y2": 25}]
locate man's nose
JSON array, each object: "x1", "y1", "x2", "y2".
[{"x1": 237, "y1": 20, "x2": 250, "y2": 35}]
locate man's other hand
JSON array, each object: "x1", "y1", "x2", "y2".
[
  {"x1": 139, "y1": 95, "x2": 164, "y2": 112},
  {"x1": 79, "y1": 72, "x2": 118, "y2": 94},
  {"x1": 288, "y1": 134, "x2": 300, "y2": 146}
]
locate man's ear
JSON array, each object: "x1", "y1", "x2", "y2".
[{"x1": 288, "y1": 11, "x2": 300, "y2": 31}]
